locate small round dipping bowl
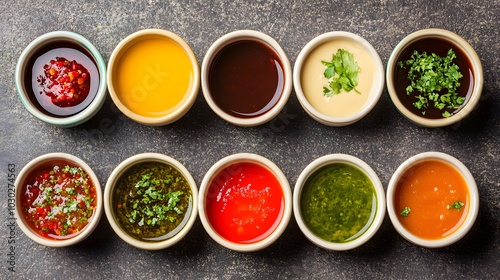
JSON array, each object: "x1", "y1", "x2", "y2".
[
  {"x1": 15, "y1": 31, "x2": 107, "y2": 127},
  {"x1": 387, "y1": 152, "x2": 479, "y2": 248},
  {"x1": 294, "y1": 154, "x2": 385, "y2": 250},
  {"x1": 198, "y1": 153, "x2": 292, "y2": 252},
  {"x1": 201, "y1": 30, "x2": 292, "y2": 126},
  {"x1": 294, "y1": 31, "x2": 384, "y2": 126},
  {"x1": 104, "y1": 153, "x2": 198, "y2": 250},
  {"x1": 15, "y1": 153, "x2": 103, "y2": 247},
  {"x1": 107, "y1": 29, "x2": 199, "y2": 126},
  {"x1": 386, "y1": 28, "x2": 483, "y2": 127}
]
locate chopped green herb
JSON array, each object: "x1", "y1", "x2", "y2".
[
  {"x1": 300, "y1": 163, "x2": 376, "y2": 243},
  {"x1": 401, "y1": 207, "x2": 411, "y2": 217},
  {"x1": 447, "y1": 201, "x2": 465, "y2": 211},
  {"x1": 321, "y1": 49, "x2": 361, "y2": 97},
  {"x1": 113, "y1": 162, "x2": 192, "y2": 240},
  {"x1": 398, "y1": 49, "x2": 464, "y2": 117}
]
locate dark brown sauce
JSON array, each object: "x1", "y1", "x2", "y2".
[
  {"x1": 24, "y1": 41, "x2": 100, "y2": 117},
  {"x1": 208, "y1": 40, "x2": 285, "y2": 118},
  {"x1": 393, "y1": 37, "x2": 474, "y2": 119}
]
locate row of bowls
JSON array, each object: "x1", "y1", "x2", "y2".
[
  {"x1": 15, "y1": 28, "x2": 483, "y2": 128},
  {"x1": 13, "y1": 27, "x2": 482, "y2": 252},
  {"x1": 15, "y1": 151, "x2": 479, "y2": 251}
]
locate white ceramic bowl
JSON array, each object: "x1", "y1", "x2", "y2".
[
  {"x1": 293, "y1": 154, "x2": 385, "y2": 250},
  {"x1": 104, "y1": 153, "x2": 198, "y2": 250},
  {"x1": 198, "y1": 153, "x2": 292, "y2": 252},
  {"x1": 201, "y1": 30, "x2": 293, "y2": 126},
  {"x1": 107, "y1": 29, "x2": 199, "y2": 126},
  {"x1": 386, "y1": 28, "x2": 483, "y2": 127},
  {"x1": 15, "y1": 31, "x2": 107, "y2": 127},
  {"x1": 15, "y1": 153, "x2": 103, "y2": 247},
  {"x1": 294, "y1": 31, "x2": 384, "y2": 126},
  {"x1": 386, "y1": 152, "x2": 479, "y2": 248}
]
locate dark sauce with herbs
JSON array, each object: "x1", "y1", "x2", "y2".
[
  {"x1": 393, "y1": 37, "x2": 474, "y2": 119},
  {"x1": 208, "y1": 40, "x2": 285, "y2": 118},
  {"x1": 112, "y1": 162, "x2": 192, "y2": 242},
  {"x1": 24, "y1": 41, "x2": 100, "y2": 117}
]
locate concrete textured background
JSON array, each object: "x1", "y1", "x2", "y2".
[{"x1": 1, "y1": 0, "x2": 498, "y2": 279}]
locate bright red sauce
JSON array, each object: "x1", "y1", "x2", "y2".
[{"x1": 206, "y1": 162, "x2": 284, "y2": 243}]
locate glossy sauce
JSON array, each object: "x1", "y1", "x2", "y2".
[
  {"x1": 205, "y1": 162, "x2": 285, "y2": 243},
  {"x1": 393, "y1": 38, "x2": 474, "y2": 119},
  {"x1": 208, "y1": 40, "x2": 285, "y2": 118},
  {"x1": 300, "y1": 163, "x2": 377, "y2": 243},
  {"x1": 301, "y1": 39, "x2": 375, "y2": 117},
  {"x1": 26, "y1": 41, "x2": 100, "y2": 117},
  {"x1": 112, "y1": 162, "x2": 192, "y2": 241},
  {"x1": 115, "y1": 38, "x2": 194, "y2": 117},
  {"x1": 395, "y1": 160, "x2": 469, "y2": 239}
]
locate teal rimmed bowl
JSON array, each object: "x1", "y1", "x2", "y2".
[{"x1": 15, "y1": 31, "x2": 107, "y2": 127}]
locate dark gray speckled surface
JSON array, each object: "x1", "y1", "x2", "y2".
[{"x1": 1, "y1": 0, "x2": 498, "y2": 279}]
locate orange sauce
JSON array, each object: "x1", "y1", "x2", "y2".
[
  {"x1": 115, "y1": 37, "x2": 194, "y2": 117},
  {"x1": 395, "y1": 160, "x2": 469, "y2": 240}
]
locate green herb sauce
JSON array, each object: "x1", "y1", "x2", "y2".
[
  {"x1": 112, "y1": 161, "x2": 192, "y2": 241},
  {"x1": 300, "y1": 163, "x2": 377, "y2": 243}
]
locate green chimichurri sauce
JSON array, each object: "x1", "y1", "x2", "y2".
[
  {"x1": 112, "y1": 161, "x2": 192, "y2": 241},
  {"x1": 300, "y1": 163, "x2": 377, "y2": 243}
]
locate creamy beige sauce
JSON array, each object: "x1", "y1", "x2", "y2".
[{"x1": 301, "y1": 39, "x2": 376, "y2": 117}]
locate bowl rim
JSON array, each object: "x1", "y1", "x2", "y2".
[
  {"x1": 103, "y1": 152, "x2": 198, "y2": 250},
  {"x1": 201, "y1": 29, "x2": 293, "y2": 127},
  {"x1": 107, "y1": 28, "x2": 200, "y2": 126},
  {"x1": 15, "y1": 30, "x2": 108, "y2": 128},
  {"x1": 15, "y1": 152, "x2": 103, "y2": 247},
  {"x1": 386, "y1": 151, "x2": 479, "y2": 248},
  {"x1": 386, "y1": 28, "x2": 484, "y2": 127},
  {"x1": 293, "y1": 153, "x2": 386, "y2": 250},
  {"x1": 293, "y1": 31, "x2": 385, "y2": 126},
  {"x1": 198, "y1": 153, "x2": 293, "y2": 252}
]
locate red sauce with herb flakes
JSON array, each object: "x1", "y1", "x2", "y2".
[
  {"x1": 20, "y1": 162, "x2": 97, "y2": 240},
  {"x1": 26, "y1": 41, "x2": 100, "y2": 117},
  {"x1": 206, "y1": 162, "x2": 284, "y2": 243}
]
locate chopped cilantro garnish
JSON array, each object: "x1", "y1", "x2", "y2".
[
  {"x1": 114, "y1": 162, "x2": 192, "y2": 239},
  {"x1": 126, "y1": 172, "x2": 184, "y2": 226},
  {"x1": 398, "y1": 49, "x2": 464, "y2": 117},
  {"x1": 400, "y1": 207, "x2": 411, "y2": 217},
  {"x1": 447, "y1": 201, "x2": 465, "y2": 211},
  {"x1": 321, "y1": 49, "x2": 361, "y2": 97}
]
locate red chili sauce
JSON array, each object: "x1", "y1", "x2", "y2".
[
  {"x1": 205, "y1": 162, "x2": 285, "y2": 243},
  {"x1": 38, "y1": 57, "x2": 91, "y2": 107},
  {"x1": 26, "y1": 41, "x2": 100, "y2": 117},
  {"x1": 208, "y1": 40, "x2": 285, "y2": 118},
  {"x1": 20, "y1": 161, "x2": 97, "y2": 240}
]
